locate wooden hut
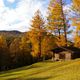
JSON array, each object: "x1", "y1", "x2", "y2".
[{"x1": 51, "y1": 47, "x2": 80, "y2": 61}]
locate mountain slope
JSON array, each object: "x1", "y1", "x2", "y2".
[
  {"x1": 0, "y1": 59, "x2": 80, "y2": 80},
  {"x1": 0, "y1": 30, "x2": 23, "y2": 37}
]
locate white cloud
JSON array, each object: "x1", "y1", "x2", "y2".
[
  {"x1": 0, "y1": 0, "x2": 72, "y2": 32},
  {"x1": 7, "y1": 0, "x2": 15, "y2": 3},
  {"x1": 0, "y1": 0, "x2": 4, "y2": 7},
  {"x1": 63, "y1": 3, "x2": 72, "y2": 16},
  {"x1": 0, "y1": 0, "x2": 49, "y2": 32}
]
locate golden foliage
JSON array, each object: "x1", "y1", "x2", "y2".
[
  {"x1": 47, "y1": 0, "x2": 68, "y2": 46},
  {"x1": 72, "y1": 0, "x2": 80, "y2": 47},
  {"x1": 20, "y1": 36, "x2": 31, "y2": 52},
  {"x1": 74, "y1": 35, "x2": 80, "y2": 47},
  {"x1": 72, "y1": 0, "x2": 80, "y2": 12},
  {"x1": 41, "y1": 34, "x2": 57, "y2": 56},
  {"x1": 9, "y1": 38, "x2": 21, "y2": 54},
  {"x1": 56, "y1": 35, "x2": 66, "y2": 47},
  {"x1": 73, "y1": 22, "x2": 80, "y2": 47},
  {"x1": 0, "y1": 35, "x2": 7, "y2": 48},
  {"x1": 47, "y1": 0, "x2": 64, "y2": 32},
  {"x1": 28, "y1": 10, "x2": 45, "y2": 57}
]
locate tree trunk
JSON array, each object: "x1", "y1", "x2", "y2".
[
  {"x1": 60, "y1": 0, "x2": 67, "y2": 46},
  {"x1": 38, "y1": 36, "x2": 41, "y2": 59},
  {"x1": 58, "y1": 29, "x2": 61, "y2": 39}
]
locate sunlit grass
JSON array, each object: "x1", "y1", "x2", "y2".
[{"x1": 0, "y1": 59, "x2": 80, "y2": 80}]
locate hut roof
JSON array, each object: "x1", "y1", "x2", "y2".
[
  {"x1": 51, "y1": 47, "x2": 80, "y2": 54},
  {"x1": 51, "y1": 47, "x2": 66, "y2": 53}
]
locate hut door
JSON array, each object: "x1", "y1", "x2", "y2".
[{"x1": 59, "y1": 53, "x2": 65, "y2": 59}]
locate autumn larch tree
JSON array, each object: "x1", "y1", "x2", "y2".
[
  {"x1": 0, "y1": 35, "x2": 9, "y2": 70},
  {"x1": 28, "y1": 10, "x2": 45, "y2": 58},
  {"x1": 47, "y1": 0, "x2": 68, "y2": 46},
  {"x1": 9, "y1": 37, "x2": 21, "y2": 68},
  {"x1": 72, "y1": 0, "x2": 80, "y2": 14},
  {"x1": 20, "y1": 35, "x2": 32, "y2": 65},
  {"x1": 72, "y1": 0, "x2": 80, "y2": 47}
]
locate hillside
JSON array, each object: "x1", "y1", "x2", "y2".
[
  {"x1": 0, "y1": 30, "x2": 23, "y2": 37},
  {"x1": 0, "y1": 59, "x2": 80, "y2": 80}
]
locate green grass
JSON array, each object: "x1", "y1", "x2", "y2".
[{"x1": 0, "y1": 59, "x2": 80, "y2": 80}]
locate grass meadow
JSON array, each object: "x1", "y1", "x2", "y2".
[{"x1": 0, "y1": 59, "x2": 80, "y2": 80}]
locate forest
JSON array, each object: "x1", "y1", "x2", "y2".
[{"x1": 0, "y1": 0, "x2": 80, "y2": 71}]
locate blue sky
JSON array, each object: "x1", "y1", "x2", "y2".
[
  {"x1": 66, "y1": 0, "x2": 71, "y2": 4},
  {"x1": 0, "y1": 0, "x2": 71, "y2": 32},
  {"x1": 3, "y1": 0, "x2": 20, "y2": 9}
]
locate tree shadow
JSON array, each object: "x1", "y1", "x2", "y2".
[
  {"x1": 0, "y1": 65, "x2": 37, "y2": 77},
  {"x1": 7, "y1": 76, "x2": 51, "y2": 80},
  {"x1": 26, "y1": 77, "x2": 50, "y2": 80},
  {"x1": 7, "y1": 77, "x2": 22, "y2": 80}
]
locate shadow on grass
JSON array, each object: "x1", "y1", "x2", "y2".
[
  {"x1": 7, "y1": 76, "x2": 51, "y2": 80},
  {"x1": 0, "y1": 60, "x2": 72, "y2": 78},
  {"x1": 2, "y1": 62, "x2": 67, "y2": 78},
  {"x1": 7, "y1": 77, "x2": 22, "y2": 80},
  {"x1": 26, "y1": 77, "x2": 51, "y2": 80},
  {"x1": 43, "y1": 60, "x2": 55, "y2": 63},
  {"x1": 0, "y1": 65, "x2": 42, "y2": 77},
  {"x1": 0, "y1": 66, "x2": 31, "y2": 76},
  {"x1": 0, "y1": 64, "x2": 43, "y2": 77},
  {"x1": 7, "y1": 77, "x2": 50, "y2": 80}
]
